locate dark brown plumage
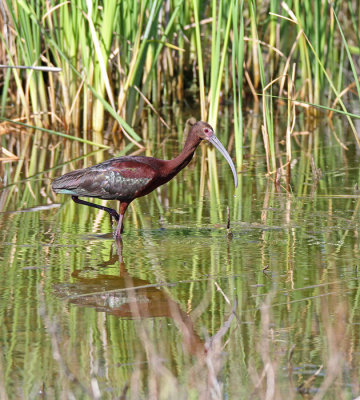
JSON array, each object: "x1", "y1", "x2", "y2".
[{"x1": 52, "y1": 121, "x2": 238, "y2": 239}]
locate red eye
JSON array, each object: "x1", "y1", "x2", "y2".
[{"x1": 204, "y1": 128, "x2": 210, "y2": 133}]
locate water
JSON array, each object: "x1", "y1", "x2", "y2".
[{"x1": 0, "y1": 120, "x2": 360, "y2": 398}]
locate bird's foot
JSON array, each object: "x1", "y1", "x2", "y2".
[
  {"x1": 113, "y1": 224, "x2": 124, "y2": 240},
  {"x1": 113, "y1": 230, "x2": 122, "y2": 240}
]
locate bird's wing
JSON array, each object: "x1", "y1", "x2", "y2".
[{"x1": 52, "y1": 159, "x2": 159, "y2": 200}]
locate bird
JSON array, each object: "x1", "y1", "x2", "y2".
[{"x1": 52, "y1": 120, "x2": 238, "y2": 239}]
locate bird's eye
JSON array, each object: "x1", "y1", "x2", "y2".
[{"x1": 204, "y1": 128, "x2": 210, "y2": 133}]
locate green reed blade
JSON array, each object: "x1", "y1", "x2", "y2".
[
  {"x1": 232, "y1": 0, "x2": 245, "y2": 170},
  {"x1": 0, "y1": 117, "x2": 109, "y2": 148},
  {"x1": 332, "y1": 6, "x2": 360, "y2": 107},
  {"x1": 250, "y1": 0, "x2": 276, "y2": 173},
  {"x1": 191, "y1": 0, "x2": 206, "y2": 119},
  {"x1": 302, "y1": 32, "x2": 360, "y2": 148},
  {"x1": 88, "y1": 0, "x2": 117, "y2": 136}
]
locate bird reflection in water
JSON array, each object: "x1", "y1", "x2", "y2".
[{"x1": 55, "y1": 239, "x2": 205, "y2": 357}]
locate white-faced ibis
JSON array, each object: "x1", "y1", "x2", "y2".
[{"x1": 52, "y1": 120, "x2": 238, "y2": 239}]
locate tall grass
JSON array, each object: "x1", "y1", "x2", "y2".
[
  {"x1": 1, "y1": 0, "x2": 360, "y2": 187},
  {"x1": 232, "y1": 0, "x2": 245, "y2": 171}
]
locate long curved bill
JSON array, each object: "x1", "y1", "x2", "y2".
[{"x1": 208, "y1": 134, "x2": 238, "y2": 188}]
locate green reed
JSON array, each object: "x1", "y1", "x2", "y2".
[
  {"x1": 232, "y1": 0, "x2": 245, "y2": 171},
  {"x1": 2, "y1": 0, "x2": 360, "y2": 190}
]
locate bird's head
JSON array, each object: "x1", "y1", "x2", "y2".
[
  {"x1": 189, "y1": 120, "x2": 238, "y2": 188},
  {"x1": 195, "y1": 121, "x2": 215, "y2": 140}
]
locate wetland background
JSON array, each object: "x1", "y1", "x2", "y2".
[{"x1": 1, "y1": 1, "x2": 360, "y2": 399}]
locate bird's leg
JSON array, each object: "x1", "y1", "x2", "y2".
[
  {"x1": 114, "y1": 214, "x2": 124, "y2": 239},
  {"x1": 71, "y1": 196, "x2": 120, "y2": 226},
  {"x1": 114, "y1": 201, "x2": 130, "y2": 239}
]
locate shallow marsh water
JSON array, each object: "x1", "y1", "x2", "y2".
[{"x1": 0, "y1": 117, "x2": 360, "y2": 399}]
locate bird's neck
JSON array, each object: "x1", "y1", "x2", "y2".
[{"x1": 165, "y1": 132, "x2": 201, "y2": 177}]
